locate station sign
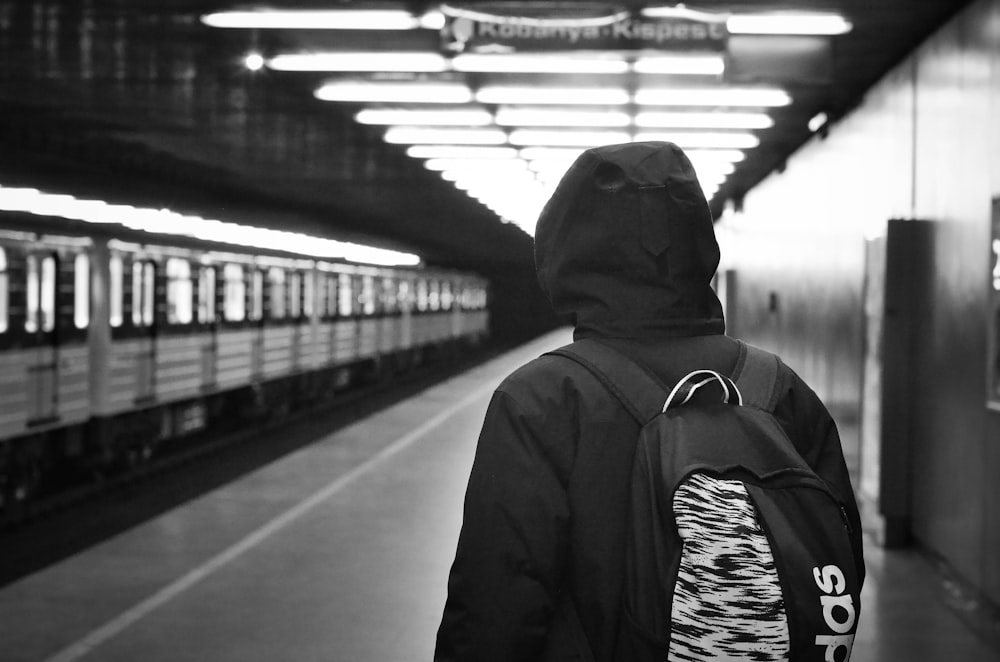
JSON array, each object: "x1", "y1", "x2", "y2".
[{"x1": 442, "y1": 7, "x2": 729, "y2": 53}]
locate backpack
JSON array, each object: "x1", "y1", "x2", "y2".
[{"x1": 549, "y1": 338, "x2": 861, "y2": 662}]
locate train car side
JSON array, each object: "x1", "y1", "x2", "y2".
[{"x1": 0, "y1": 222, "x2": 489, "y2": 517}]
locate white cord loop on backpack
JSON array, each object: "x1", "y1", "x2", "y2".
[{"x1": 662, "y1": 370, "x2": 744, "y2": 412}]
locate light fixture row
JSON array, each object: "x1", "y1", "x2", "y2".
[
  {"x1": 355, "y1": 108, "x2": 774, "y2": 130},
  {"x1": 404, "y1": 141, "x2": 730, "y2": 236},
  {"x1": 316, "y1": 81, "x2": 792, "y2": 107},
  {"x1": 404, "y1": 145, "x2": 747, "y2": 163},
  {"x1": 202, "y1": 9, "x2": 852, "y2": 36},
  {"x1": 269, "y1": 52, "x2": 725, "y2": 76},
  {"x1": 384, "y1": 127, "x2": 761, "y2": 149}
]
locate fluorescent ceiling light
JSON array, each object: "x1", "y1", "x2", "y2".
[
  {"x1": 496, "y1": 108, "x2": 630, "y2": 128},
  {"x1": 0, "y1": 185, "x2": 420, "y2": 266},
  {"x1": 356, "y1": 109, "x2": 492, "y2": 126},
  {"x1": 509, "y1": 130, "x2": 631, "y2": 147},
  {"x1": 424, "y1": 159, "x2": 528, "y2": 172},
  {"x1": 635, "y1": 111, "x2": 774, "y2": 129},
  {"x1": 201, "y1": 10, "x2": 427, "y2": 30},
  {"x1": 635, "y1": 87, "x2": 791, "y2": 107},
  {"x1": 385, "y1": 127, "x2": 507, "y2": 145},
  {"x1": 728, "y1": 13, "x2": 853, "y2": 35},
  {"x1": 452, "y1": 54, "x2": 628, "y2": 74},
  {"x1": 315, "y1": 82, "x2": 473, "y2": 104},
  {"x1": 634, "y1": 132, "x2": 760, "y2": 149},
  {"x1": 269, "y1": 52, "x2": 448, "y2": 72},
  {"x1": 633, "y1": 55, "x2": 725, "y2": 75},
  {"x1": 407, "y1": 145, "x2": 518, "y2": 159},
  {"x1": 477, "y1": 86, "x2": 629, "y2": 105},
  {"x1": 520, "y1": 146, "x2": 746, "y2": 164},
  {"x1": 695, "y1": 171, "x2": 728, "y2": 185},
  {"x1": 684, "y1": 149, "x2": 746, "y2": 163}
]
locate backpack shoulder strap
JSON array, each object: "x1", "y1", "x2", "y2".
[
  {"x1": 731, "y1": 340, "x2": 782, "y2": 412},
  {"x1": 546, "y1": 339, "x2": 667, "y2": 424}
]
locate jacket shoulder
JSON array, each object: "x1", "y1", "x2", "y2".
[{"x1": 496, "y1": 352, "x2": 594, "y2": 400}]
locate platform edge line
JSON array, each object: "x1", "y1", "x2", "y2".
[{"x1": 40, "y1": 378, "x2": 499, "y2": 662}]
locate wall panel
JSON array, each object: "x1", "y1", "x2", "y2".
[
  {"x1": 718, "y1": 0, "x2": 1000, "y2": 604},
  {"x1": 910, "y1": 6, "x2": 993, "y2": 587}
]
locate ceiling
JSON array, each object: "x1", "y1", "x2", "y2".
[{"x1": 0, "y1": 0, "x2": 974, "y2": 271}]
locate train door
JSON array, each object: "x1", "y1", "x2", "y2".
[
  {"x1": 198, "y1": 264, "x2": 219, "y2": 389},
  {"x1": 24, "y1": 251, "x2": 58, "y2": 422},
  {"x1": 398, "y1": 278, "x2": 413, "y2": 349},
  {"x1": 288, "y1": 270, "x2": 303, "y2": 368},
  {"x1": 130, "y1": 259, "x2": 156, "y2": 402},
  {"x1": 249, "y1": 268, "x2": 265, "y2": 379}
]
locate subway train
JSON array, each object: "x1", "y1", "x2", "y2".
[{"x1": 0, "y1": 210, "x2": 489, "y2": 518}]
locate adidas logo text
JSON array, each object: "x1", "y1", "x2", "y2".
[{"x1": 812, "y1": 564, "x2": 856, "y2": 662}]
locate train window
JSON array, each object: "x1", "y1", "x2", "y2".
[
  {"x1": 26, "y1": 254, "x2": 57, "y2": 333},
  {"x1": 132, "y1": 261, "x2": 155, "y2": 327},
  {"x1": 289, "y1": 272, "x2": 302, "y2": 318},
  {"x1": 416, "y1": 279, "x2": 428, "y2": 312},
  {"x1": 0, "y1": 248, "x2": 7, "y2": 333},
  {"x1": 338, "y1": 273, "x2": 353, "y2": 316},
  {"x1": 380, "y1": 278, "x2": 397, "y2": 314},
  {"x1": 326, "y1": 274, "x2": 339, "y2": 318},
  {"x1": 398, "y1": 280, "x2": 411, "y2": 312},
  {"x1": 109, "y1": 254, "x2": 123, "y2": 327},
  {"x1": 361, "y1": 276, "x2": 375, "y2": 316},
  {"x1": 249, "y1": 270, "x2": 264, "y2": 321},
  {"x1": 74, "y1": 253, "x2": 90, "y2": 329},
  {"x1": 269, "y1": 267, "x2": 286, "y2": 319},
  {"x1": 197, "y1": 266, "x2": 216, "y2": 324},
  {"x1": 441, "y1": 281, "x2": 453, "y2": 311},
  {"x1": 315, "y1": 273, "x2": 328, "y2": 318},
  {"x1": 302, "y1": 271, "x2": 314, "y2": 317},
  {"x1": 166, "y1": 258, "x2": 193, "y2": 325},
  {"x1": 223, "y1": 264, "x2": 246, "y2": 322},
  {"x1": 428, "y1": 280, "x2": 441, "y2": 312}
]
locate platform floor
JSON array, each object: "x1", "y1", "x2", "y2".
[{"x1": 0, "y1": 329, "x2": 998, "y2": 662}]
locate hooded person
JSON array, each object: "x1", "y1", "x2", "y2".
[{"x1": 434, "y1": 142, "x2": 863, "y2": 662}]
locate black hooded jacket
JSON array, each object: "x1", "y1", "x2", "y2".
[{"x1": 435, "y1": 142, "x2": 864, "y2": 662}]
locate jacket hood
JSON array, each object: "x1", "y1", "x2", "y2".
[{"x1": 534, "y1": 141, "x2": 725, "y2": 339}]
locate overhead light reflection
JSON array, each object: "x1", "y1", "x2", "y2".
[
  {"x1": 406, "y1": 145, "x2": 518, "y2": 159},
  {"x1": 635, "y1": 87, "x2": 791, "y2": 107},
  {"x1": 271, "y1": 52, "x2": 448, "y2": 72},
  {"x1": 509, "y1": 129, "x2": 632, "y2": 147},
  {"x1": 356, "y1": 109, "x2": 492, "y2": 126},
  {"x1": 453, "y1": 54, "x2": 628, "y2": 74},
  {"x1": 316, "y1": 82, "x2": 473, "y2": 104},
  {"x1": 477, "y1": 86, "x2": 629, "y2": 105},
  {"x1": 633, "y1": 131, "x2": 760, "y2": 148},
  {"x1": 0, "y1": 185, "x2": 421, "y2": 266},
  {"x1": 633, "y1": 55, "x2": 725, "y2": 75},
  {"x1": 496, "y1": 108, "x2": 630, "y2": 127},
  {"x1": 727, "y1": 13, "x2": 852, "y2": 35},
  {"x1": 202, "y1": 10, "x2": 427, "y2": 30},
  {"x1": 635, "y1": 111, "x2": 773, "y2": 129},
  {"x1": 385, "y1": 127, "x2": 507, "y2": 145}
]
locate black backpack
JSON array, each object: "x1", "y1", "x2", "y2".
[{"x1": 550, "y1": 339, "x2": 861, "y2": 662}]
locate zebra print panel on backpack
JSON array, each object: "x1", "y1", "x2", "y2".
[{"x1": 669, "y1": 473, "x2": 790, "y2": 661}]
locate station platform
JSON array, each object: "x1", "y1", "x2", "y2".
[{"x1": 0, "y1": 329, "x2": 998, "y2": 662}]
